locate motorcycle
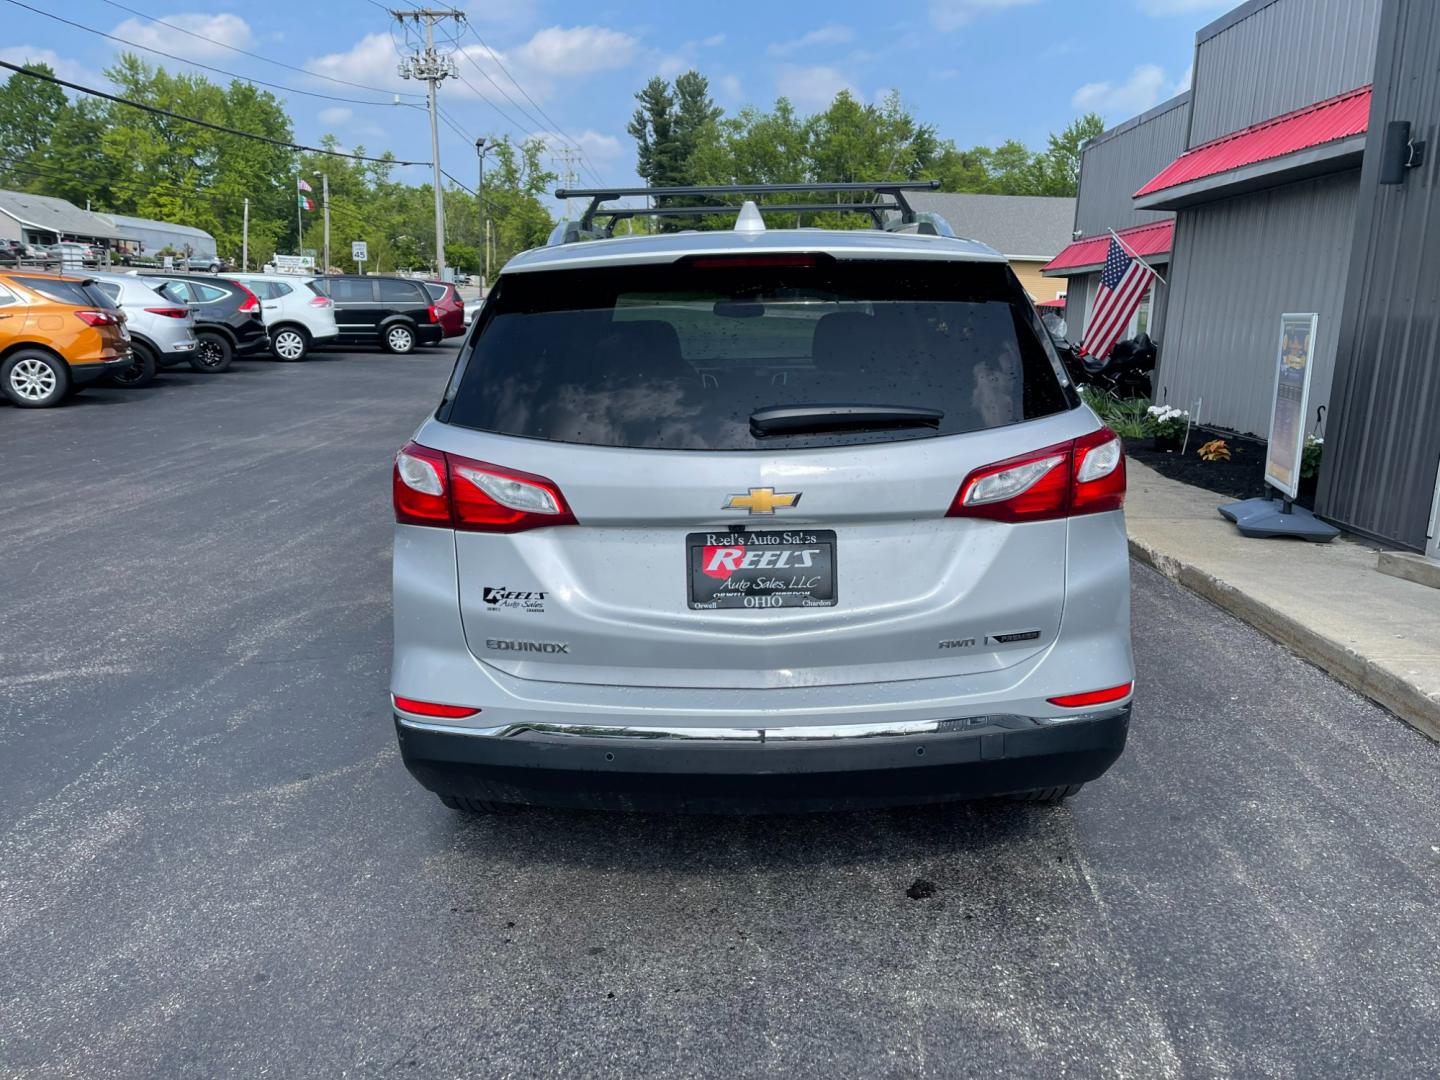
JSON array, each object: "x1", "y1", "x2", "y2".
[{"x1": 1043, "y1": 314, "x2": 1156, "y2": 400}]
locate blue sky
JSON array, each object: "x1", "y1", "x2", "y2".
[{"x1": 5, "y1": 0, "x2": 1234, "y2": 199}]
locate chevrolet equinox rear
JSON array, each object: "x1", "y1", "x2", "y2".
[{"x1": 391, "y1": 183, "x2": 1133, "y2": 814}]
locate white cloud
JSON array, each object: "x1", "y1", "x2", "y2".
[
  {"x1": 111, "y1": 13, "x2": 253, "y2": 58},
  {"x1": 542, "y1": 129, "x2": 622, "y2": 164},
  {"x1": 768, "y1": 25, "x2": 855, "y2": 57},
  {"x1": 318, "y1": 106, "x2": 353, "y2": 126},
  {"x1": 1137, "y1": 0, "x2": 1231, "y2": 13},
  {"x1": 702, "y1": 34, "x2": 727, "y2": 48},
  {"x1": 0, "y1": 46, "x2": 93, "y2": 86},
  {"x1": 306, "y1": 32, "x2": 406, "y2": 94},
  {"x1": 929, "y1": 0, "x2": 1039, "y2": 32},
  {"x1": 717, "y1": 73, "x2": 743, "y2": 102},
  {"x1": 509, "y1": 26, "x2": 638, "y2": 77},
  {"x1": 1174, "y1": 64, "x2": 1193, "y2": 93},
  {"x1": 775, "y1": 65, "x2": 855, "y2": 110},
  {"x1": 1071, "y1": 63, "x2": 1170, "y2": 117}
]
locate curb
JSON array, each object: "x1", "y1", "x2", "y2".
[{"x1": 1129, "y1": 536, "x2": 1440, "y2": 743}]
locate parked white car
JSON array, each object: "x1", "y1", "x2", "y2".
[
  {"x1": 227, "y1": 273, "x2": 339, "y2": 361},
  {"x1": 88, "y1": 271, "x2": 198, "y2": 387}
]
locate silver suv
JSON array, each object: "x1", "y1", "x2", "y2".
[{"x1": 390, "y1": 182, "x2": 1133, "y2": 814}]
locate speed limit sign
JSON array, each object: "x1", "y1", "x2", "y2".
[{"x1": 351, "y1": 240, "x2": 368, "y2": 262}]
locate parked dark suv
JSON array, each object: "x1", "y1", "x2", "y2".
[
  {"x1": 314, "y1": 275, "x2": 443, "y2": 353},
  {"x1": 147, "y1": 274, "x2": 268, "y2": 372}
]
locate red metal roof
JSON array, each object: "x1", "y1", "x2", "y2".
[
  {"x1": 1041, "y1": 219, "x2": 1174, "y2": 275},
  {"x1": 1135, "y1": 84, "x2": 1372, "y2": 198},
  {"x1": 1035, "y1": 298, "x2": 1066, "y2": 309}
]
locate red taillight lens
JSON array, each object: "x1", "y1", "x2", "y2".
[
  {"x1": 308, "y1": 296, "x2": 333, "y2": 308},
  {"x1": 144, "y1": 306, "x2": 190, "y2": 318},
  {"x1": 392, "y1": 695, "x2": 481, "y2": 719},
  {"x1": 427, "y1": 304, "x2": 440, "y2": 323},
  {"x1": 392, "y1": 440, "x2": 577, "y2": 533},
  {"x1": 235, "y1": 284, "x2": 260, "y2": 313},
  {"x1": 1048, "y1": 682, "x2": 1134, "y2": 708},
  {"x1": 74, "y1": 310, "x2": 117, "y2": 326},
  {"x1": 948, "y1": 427, "x2": 1125, "y2": 523}
]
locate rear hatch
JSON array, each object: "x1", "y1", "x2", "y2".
[{"x1": 421, "y1": 252, "x2": 1093, "y2": 690}]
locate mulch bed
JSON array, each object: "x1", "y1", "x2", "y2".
[{"x1": 1124, "y1": 426, "x2": 1316, "y2": 510}]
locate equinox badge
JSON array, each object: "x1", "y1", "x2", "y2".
[{"x1": 723, "y1": 487, "x2": 801, "y2": 515}]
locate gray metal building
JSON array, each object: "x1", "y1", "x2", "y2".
[
  {"x1": 1049, "y1": 0, "x2": 1437, "y2": 551},
  {"x1": 1319, "y1": 0, "x2": 1440, "y2": 554}
]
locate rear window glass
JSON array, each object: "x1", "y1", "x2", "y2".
[
  {"x1": 442, "y1": 259, "x2": 1072, "y2": 451},
  {"x1": 423, "y1": 282, "x2": 447, "y2": 301},
  {"x1": 15, "y1": 276, "x2": 113, "y2": 308},
  {"x1": 378, "y1": 278, "x2": 422, "y2": 303}
]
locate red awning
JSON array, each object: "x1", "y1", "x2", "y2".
[
  {"x1": 1135, "y1": 85, "x2": 1371, "y2": 198},
  {"x1": 1035, "y1": 298, "x2": 1066, "y2": 309},
  {"x1": 1041, "y1": 220, "x2": 1174, "y2": 276}
]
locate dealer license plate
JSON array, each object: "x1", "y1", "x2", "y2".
[{"x1": 687, "y1": 530, "x2": 837, "y2": 610}]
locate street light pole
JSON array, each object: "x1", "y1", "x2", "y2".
[{"x1": 475, "y1": 136, "x2": 488, "y2": 287}]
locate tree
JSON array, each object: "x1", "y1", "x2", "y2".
[
  {"x1": 628, "y1": 77, "x2": 682, "y2": 189},
  {"x1": 0, "y1": 62, "x2": 66, "y2": 188},
  {"x1": 1034, "y1": 113, "x2": 1106, "y2": 196}
]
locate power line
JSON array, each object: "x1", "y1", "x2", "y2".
[
  {"x1": 94, "y1": 0, "x2": 425, "y2": 99},
  {"x1": 0, "y1": 61, "x2": 427, "y2": 165},
  {"x1": 3, "y1": 0, "x2": 425, "y2": 109}
]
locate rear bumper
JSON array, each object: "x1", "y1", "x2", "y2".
[
  {"x1": 395, "y1": 706, "x2": 1130, "y2": 814},
  {"x1": 72, "y1": 354, "x2": 133, "y2": 385}
]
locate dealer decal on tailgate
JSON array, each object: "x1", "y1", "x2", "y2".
[{"x1": 686, "y1": 530, "x2": 837, "y2": 610}]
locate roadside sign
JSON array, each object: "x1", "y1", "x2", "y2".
[
  {"x1": 1264, "y1": 313, "x2": 1319, "y2": 501},
  {"x1": 273, "y1": 254, "x2": 315, "y2": 273},
  {"x1": 351, "y1": 240, "x2": 368, "y2": 262},
  {"x1": 162, "y1": 255, "x2": 173, "y2": 269}
]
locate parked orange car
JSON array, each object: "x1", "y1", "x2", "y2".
[{"x1": 0, "y1": 270, "x2": 132, "y2": 408}]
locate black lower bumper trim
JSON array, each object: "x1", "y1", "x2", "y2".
[{"x1": 395, "y1": 708, "x2": 1130, "y2": 814}]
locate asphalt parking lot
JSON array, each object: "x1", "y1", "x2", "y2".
[{"x1": 2, "y1": 348, "x2": 1439, "y2": 1079}]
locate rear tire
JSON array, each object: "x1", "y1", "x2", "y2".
[
  {"x1": 190, "y1": 331, "x2": 234, "y2": 373},
  {"x1": 438, "y1": 793, "x2": 519, "y2": 815},
  {"x1": 108, "y1": 341, "x2": 158, "y2": 388},
  {"x1": 383, "y1": 324, "x2": 416, "y2": 354},
  {"x1": 2, "y1": 350, "x2": 70, "y2": 407},
  {"x1": 1009, "y1": 784, "x2": 1084, "y2": 804},
  {"x1": 271, "y1": 326, "x2": 309, "y2": 362}
]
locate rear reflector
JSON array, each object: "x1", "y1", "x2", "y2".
[
  {"x1": 393, "y1": 695, "x2": 481, "y2": 719},
  {"x1": 393, "y1": 440, "x2": 577, "y2": 533},
  {"x1": 1048, "y1": 683, "x2": 1133, "y2": 708}
]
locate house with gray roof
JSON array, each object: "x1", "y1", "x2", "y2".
[
  {"x1": 0, "y1": 189, "x2": 132, "y2": 248},
  {"x1": 906, "y1": 191, "x2": 1076, "y2": 302}
]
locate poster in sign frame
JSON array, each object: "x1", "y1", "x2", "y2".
[{"x1": 1263, "y1": 312, "x2": 1319, "y2": 501}]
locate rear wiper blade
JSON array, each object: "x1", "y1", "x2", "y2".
[{"x1": 749, "y1": 404, "x2": 944, "y2": 436}]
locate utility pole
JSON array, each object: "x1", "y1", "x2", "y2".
[
  {"x1": 320, "y1": 173, "x2": 330, "y2": 273},
  {"x1": 475, "y1": 136, "x2": 489, "y2": 286},
  {"x1": 394, "y1": 7, "x2": 463, "y2": 279},
  {"x1": 552, "y1": 146, "x2": 580, "y2": 217},
  {"x1": 242, "y1": 197, "x2": 249, "y2": 270}
]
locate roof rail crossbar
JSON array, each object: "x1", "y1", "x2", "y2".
[
  {"x1": 555, "y1": 180, "x2": 941, "y2": 231},
  {"x1": 590, "y1": 202, "x2": 890, "y2": 233}
]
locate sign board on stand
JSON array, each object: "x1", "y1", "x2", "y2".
[
  {"x1": 1218, "y1": 312, "x2": 1338, "y2": 541},
  {"x1": 273, "y1": 254, "x2": 315, "y2": 273}
]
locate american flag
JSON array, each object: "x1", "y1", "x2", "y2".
[{"x1": 1079, "y1": 236, "x2": 1155, "y2": 361}]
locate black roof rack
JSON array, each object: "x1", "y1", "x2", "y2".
[{"x1": 554, "y1": 180, "x2": 941, "y2": 232}]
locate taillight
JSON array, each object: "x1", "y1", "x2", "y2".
[
  {"x1": 392, "y1": 695, "x2": 481, "y2": 719},
  {"x1": 144, "y1": 307, "x2": 190, "y2": 318},
  {"x1": 948, "y1": 427, "x2": 1125, "y2": 523},
  {"x1": 1048, "y1": 682, "x2": 1133, "y2": 708},
  {"x1": 392, "y1": 440, "x2": 576, "y2": 533},
  {"x1": 235, "y1": 284, "x2": 260, "y2": 313},
  {"x1": 427, "y1": 304, "x2": 440, "y2": 323},
  {"x1": 308, "y1": 296, "x2": 333, "y2": 308},
  {"x1": 74, "y1": 310, "x2": 118, "y2": 326}
]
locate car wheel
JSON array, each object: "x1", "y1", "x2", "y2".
[
  {"x1": 1, "y1": 350, "x2": 70, "y2": 408},
  {"x1": 271, "y1": 326, "x2": 309, "y2": 362},
  {"x1": 384, "y1": 324, "x2": 416, "y2": 354},
  {"x1": 108, "y1": 342, "x2": 158, "y2": 388},
  {"x1": 1008, "y1": 784, "x2": 1084, "y2": 804},
  {"x1": 190, "y1": 332, "x2": 234, "y2": 373},
  {"x1": 438, "y1": 794, "x2": 519, "y2": 815}
]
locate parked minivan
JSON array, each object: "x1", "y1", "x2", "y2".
[{"x1": 313, "y1": 275, "x2": 443, "y2": 353}]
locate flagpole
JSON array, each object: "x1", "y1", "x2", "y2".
[
  {"x1": 296, "y1": 172, "x2": 302, "y2": 256},
  {"x1": 1108, "y1": 227, "x2": 1167, "y2": 287}
]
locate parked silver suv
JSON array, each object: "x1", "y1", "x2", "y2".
[
  {"x1": 391, "y1": 183, "x2": 1133, "y2": 814},
  {"x1": 89, "y1": 271, "x2": 198, "y2": 387}
]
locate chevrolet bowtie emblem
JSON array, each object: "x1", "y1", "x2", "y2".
[{"x1": 723, "y1": 487, "x2": 801, "y2": 515}]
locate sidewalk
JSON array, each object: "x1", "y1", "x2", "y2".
[{"x1": 1124, "y1": 458, "x2": 1440, "y2": 741}]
